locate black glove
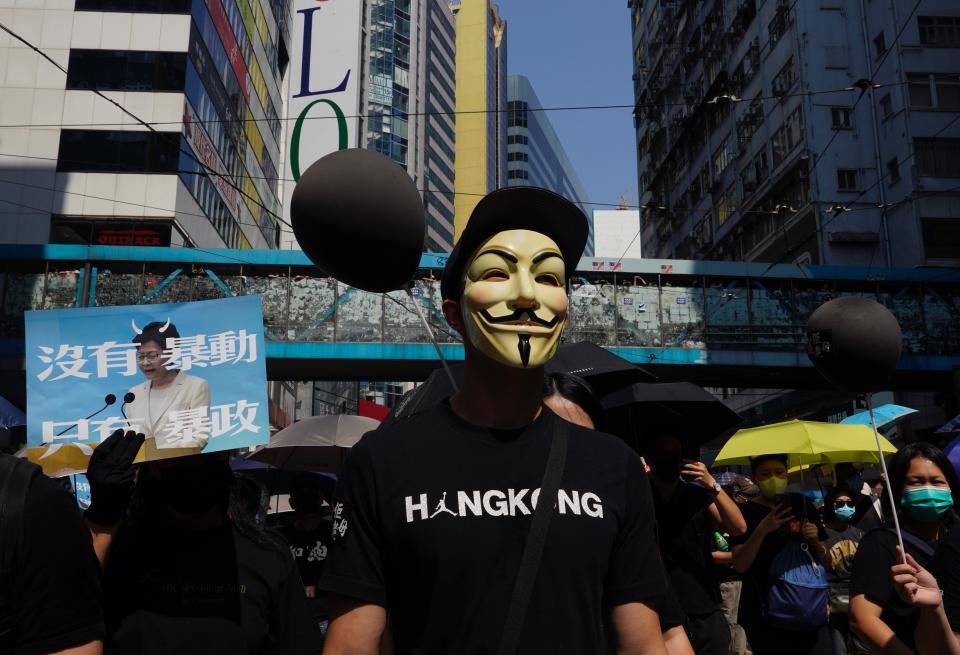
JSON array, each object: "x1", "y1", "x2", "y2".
[{"x1": 84, "y1": 429, "x2": 145, "y2": 527}]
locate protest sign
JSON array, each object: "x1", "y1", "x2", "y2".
[{"x1": 25, "y1": 296, "x2": 269, "y2": 469}]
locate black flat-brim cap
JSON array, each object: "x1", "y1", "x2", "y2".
[{"x1": 440, "y1": 187, "x2": 589, "y2": 301}]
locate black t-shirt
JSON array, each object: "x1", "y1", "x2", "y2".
[
  {"x1": 10, "y1": 473, "x2": 105, "y2": 655},
  {"x1": 319, "y1": 402, "x2": 668, "y2": 654},
  {"x1": 929, "y1": 526, "x2": 960, "y2": 633},
  {"x1": 849, "y1": 527, "x2": 937, "y2": 649},
  {"x1": 824, "y1": 524, "x2": 863, "y2": 583},
  {"x1": 651, "y1": 481, "x2": 719, "y2": 616},
  {"x1": 730, "y1": 496, "x2": 829, "y2": 594},
  {"x1": 280, "y1": 522, "x2": 331, "y2": 587},
  {"x1": 103, "y1": 521, "x2": 321, "y2": 654}
]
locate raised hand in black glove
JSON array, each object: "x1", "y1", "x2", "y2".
[{"x1": 84, "y1": 428, "x2": 145, "y2": 527}]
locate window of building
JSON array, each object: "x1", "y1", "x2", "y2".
[
  {"x1": 908, "y1": 73, "x2": 960, "y2": 109},
  {"x1": 771, "y1": 106, "x2": 804, "y2": 167},
  {"x1": 712, "y1": 133, "x2": 734, "y2": 178},
  {"x1": 880, "y1": 93, "x2": 894, "y2": 119},
  {"x1": 57, "y1": 130, "x2": 180, "y2": 173},
  {"x1": 507, "y1": 152, "x2": 529, "y2": 162},
  {"x1": 507, "y1": 101, "x2": 528, "y2": 128},
  {"x1": 886, "y1": 157, "x2": 901, "y2": 184},
  {"x1": 918, "y1": 16, "x2": 960, "y2": 47},
  {"x1": 74, "y1": 0, "x2": 190, "y2": 12},
  {"x1": 507, "y1": 134, "x2": 529, "y2": 145},
  {"x1": 837, "y1": 168, "x2": 858, "y2": 191},
  {"x1": 768, "y1": 9, "x2": 789, "y2": 49},
  {"x1": 772, "y1": 56, "x2": 797, "y2": 96},
  {"x1": 873, "y1": 32, "x2": 886, "y2": 58},
  {"x1": 507, "y1": 169, "x2": 529, "y2": 180},
  {"x1": 716, "y1": 185, "x2": 737, "y2": 226},
  {"x1": 915, "y1": 138, "x2": 960, "y2": 177},
  {"x1": 66, "y1": 50, "x2": 186, "y2": 92},
  {"x1": 830, "y1": 107, "x2": 852, "y2": 128},
  {"x1": 922, "y1": 217, "x2": 960, "y2": 259}
]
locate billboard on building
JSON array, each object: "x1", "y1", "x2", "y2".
[
  {"x1": 593, "y1": 210, "x2": 642, "y2": 260},
  {"x1": 283, "y1": 0, "x2": 363, "y2": 231},
  {"x1": 25, "y1": 296, "x2": 269, "y2": 472}
]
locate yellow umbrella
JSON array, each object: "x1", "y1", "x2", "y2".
[{"x1": 713, "y1": 419, "x2": 897, "y2": 468}]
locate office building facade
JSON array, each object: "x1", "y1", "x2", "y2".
[
  {"x1": 450, "y1": 0, "x2": 506, "y2": 239},
  {"x1": 0, "y1": 0, "x2": 290, "y2": 249},
  {"x1": 506, "y1": 74, "x2": 593, "y2": 255},
  {"x1": 631, "y1": 0, "x2": 960, "y2": 267},
  {"x1": 356, "y1": 0, "x2": 457, "y2": 252}
]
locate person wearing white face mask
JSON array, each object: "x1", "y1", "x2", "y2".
[{"x1": 728, "y1": 455, "x2": 832, "y2": 655}]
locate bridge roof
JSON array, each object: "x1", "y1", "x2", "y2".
[{"x1": 3, "y1": 244, "x2": 959, "y2": 284}]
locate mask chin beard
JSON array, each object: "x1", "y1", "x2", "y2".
[{"x1": 517, "y1": 334, "x2": 531, "y2": 367}]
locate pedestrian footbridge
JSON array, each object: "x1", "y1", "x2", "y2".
[{"x1": 2, "y1": 244, "x2": 959, "y2": 394}]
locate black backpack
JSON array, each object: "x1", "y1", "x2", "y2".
[{"x1": 0, "y1": 454, "x2": 41, "y2": 649}]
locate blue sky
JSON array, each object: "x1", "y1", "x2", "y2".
[{"x1": 498, "y1": 0, "x2": 638, "y2": 210}]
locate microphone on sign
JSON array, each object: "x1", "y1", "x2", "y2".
[
  {"x1": 121, "y1": 392, "x2": 135, "y2": 421},
  {"x1": 56, "y1": 394, "x2": 117, "y2": 436}
]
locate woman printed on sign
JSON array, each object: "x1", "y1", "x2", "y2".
[
  {"x1": 849, "y1": 442, "x2": 959, "y2": 654},
  {"x1": 126, "y1": 319, "x2": 210, "y2": 461}
]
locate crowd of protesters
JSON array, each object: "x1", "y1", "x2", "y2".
[{"x1": 2, "y1": 373, "x2": 959, "y2": 655}]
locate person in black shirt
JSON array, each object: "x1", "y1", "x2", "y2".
[
  {"x1": 0, "y1": 456, "x2": 105, "y2": 655},
  {"x1": 729, "y1": 454, "x2": 832, "y2": 655},
  {"x1": 887, "y1": 525, "x2": 960, "y2": 654},
  {"x1": 101, "y1": 455, "x2": 321, "y2": 654},
  {"x1": 320, "y1": 187, "x2": 669, "y2": 654},
  {"x1": 279, "y1": 473, "x2": 333, "y2": 626},
  {"x1": 821, "y1": 486, "x2": 864, "y2": 653},
  {"x1": 542, "y1": 373, "x2": 696, "y2": 655},
  {"x1": 644, "y1": 434, "x2": 746, "y2": 655},
  {"x1": 849, "y1": 442, "x2": 959, "y2": 654}
]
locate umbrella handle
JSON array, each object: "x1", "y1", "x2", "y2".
[
  {"x1": 404, "y1": 284, "x2": 460, "y2": 393},
  {"x1": 867, "y1": 394, "x2": 905, "y2": 554}
]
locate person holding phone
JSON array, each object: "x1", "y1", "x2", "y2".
[
  {"x1": 729, "y1": 454, "x2": 831, "y2": 655},
  {"x1": 644, "y1": 434, "x2": 747, "y2": 655}
]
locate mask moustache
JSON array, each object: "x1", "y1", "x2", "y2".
[
  {"x1": 758, "y1": 476, "x2": 788, "y2": 499},
  {"x1": 900, "y1": 486, "x2": 954, "y2": 523}
]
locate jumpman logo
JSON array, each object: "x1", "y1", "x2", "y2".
[{"x1": 429, "y1": 492, "x2": 458, "y2": 519}]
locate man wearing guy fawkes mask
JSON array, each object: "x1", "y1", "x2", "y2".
[{"x1": 320, "y1": 187, "x2": 669, "y2": 655}]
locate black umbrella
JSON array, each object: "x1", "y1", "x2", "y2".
[
  {"x1": 383, "y1": 342, "x2": 653, "y2": 425},
  {"x1": 602, "y1": 382, "x2": 743, "y2": 449}
]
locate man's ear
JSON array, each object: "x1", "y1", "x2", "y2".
[{"x1": 442, "y1": 299, "x2": 465, "y2": 333}]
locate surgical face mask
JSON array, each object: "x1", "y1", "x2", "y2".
[
  {"x1": 757, "y1": 476, "x2": 788, "y2": 499},
  {"x1": 901, "y1": 486, "x2": 954, "y2": 523},
  {"x1": 461, "y1": 230, "x2": 568, "y2": 369},
  {"x1": 834, "y1": 504, "x2": 856, "y2": 521}
]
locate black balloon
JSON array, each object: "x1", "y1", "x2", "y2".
[
  {"x1": 290, "y1": 149, "x2": 426, "y2": 293},
  {"x1": 805, "y1": 296, "x2": 902, "y2": 394}
]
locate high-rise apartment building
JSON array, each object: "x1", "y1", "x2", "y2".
[
  {"x1": 450, "y1": 0, "x2": 506, "y2": 239},
  {"x1": 631, "y1": 0, "x2": 960, "y2": 267},
  {"x1": 0, "y1": 0, "x2": 290, "y2": 249},
  {"x1": 506, "y1": 74, "x2": 593, "y2": 255}
]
